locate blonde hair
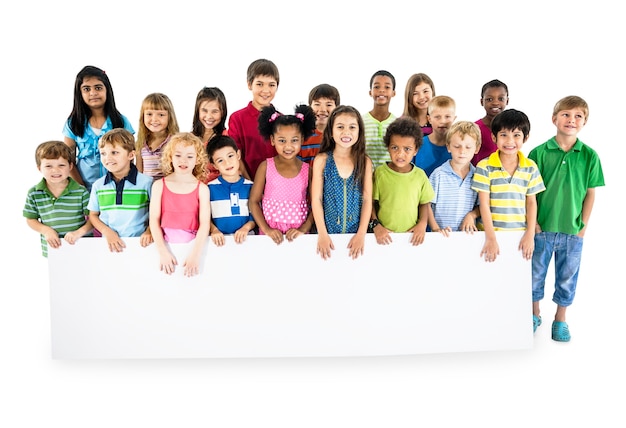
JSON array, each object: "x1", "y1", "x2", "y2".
[
  {"x1": 446, "y1": 121, "x2": 481, "y2": 149},
  {"x1": 99, "y1": 128, "x2": 135, "y2": 152},
  {"x1": 160, "y1": 132, "x2": 208, "y2": 181},
  {"x1": 552, "y1": 95, "x2": 589, "y2": 121},
  {"x1": 428, "y1": 95, "x2": 456, "y2": 115},
  {"x1": 136, "y1": 93, "x2": 180, "y2": 151}
]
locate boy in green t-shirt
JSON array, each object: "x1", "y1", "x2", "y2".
[
  {"x1": 370, "y1": 116, "x2": 434, "y2": 246},
  {"x1": 528, "y1": 96, "x2": 605, "y2": 342}
]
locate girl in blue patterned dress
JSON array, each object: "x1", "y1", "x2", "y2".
[{"x1": 310, "y1": 105, "x2": 373, "y2": 260}]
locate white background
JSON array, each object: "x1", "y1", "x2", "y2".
[{"x1": 1, "y1": 1, "x2": 623, "y2": 426}]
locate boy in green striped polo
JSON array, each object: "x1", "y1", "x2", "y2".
[
  {"x1": 471, "y1": 109, "x2": 545, "y2": 263},
  {"x1": 24, "y1": 141, "x2": 93, "y2": 257},
  {"x1": 88, "y1": 129, "x2": 153, "y2": 252}
]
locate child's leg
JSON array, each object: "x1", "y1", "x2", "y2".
[
  {"x1": 552, "y1": 233, "x2": 584, "y2": 321},
  {"x1": 531, "y1": 231, "x2": 553, "y2": 317}
]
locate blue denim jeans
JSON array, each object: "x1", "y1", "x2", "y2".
[{"x1": 532, "y1": 232, "x2": 584, "y2": 307}]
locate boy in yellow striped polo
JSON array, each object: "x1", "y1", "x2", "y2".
[
  {"x1": 88, "y1": 129, "x2": 153, "y2": 252},
  {"x1": 471, "y1": 109, "x2": 545, "y2": 263}
]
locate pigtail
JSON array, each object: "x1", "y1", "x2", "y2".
[
  {"x1": 258, "y1": 105, "x2": 280, "y2": 139},
  {"x1": 294, "y1": 104, "x2": 317, "y2": 141}
]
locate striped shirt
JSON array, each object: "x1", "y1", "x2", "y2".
[
  {"x1": 208, "y1": 175, "x2": 254, "y2": 234},
  {"x1": 23, "y1": 178, "x2": 91, "y2": 257},
  {"x1": 471, "y1": 151, "x2": 545, "y2": 230},
  {"x1": 88, "y1": 164, "x2": 152, "y2": 237},
  {"x1": 363, "y1": 112, "x2": 396, "y2": 169},
  {"x1": 429, "y1": 161, "x2": 479, "y2": 231},
  {"x1": 139, "y1": 134, "x2": 171, "y2": 180}
]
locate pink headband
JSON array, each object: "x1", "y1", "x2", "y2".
[{"x1": 295, "y1": 113, "x2": 304, "y2": 122}]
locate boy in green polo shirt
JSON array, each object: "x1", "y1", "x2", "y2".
[
  {"x1": 23, "y1": 141, "x2": 93, "y2": 257},
  {"x1": 528, "y1": 95, "x2": 605, "y2": 342}
]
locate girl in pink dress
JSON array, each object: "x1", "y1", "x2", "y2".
[
  {"x1": 248, "y1": 104, "x2": 317, "y2": 245},
  {"x1": 149, "y1": 132, "x2": 211, "y2": 277}
]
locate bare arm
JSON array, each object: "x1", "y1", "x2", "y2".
[
  {"x1": 63, "y1": 137, "x2": 84, "y2": 186},
  {"x1": 182, "y1": 184, "x2": 211, "y2": 277},
  {"x1": 311, "y1": 153, "x2": 334, "y2": 259},
  {"x1": 578, "y1": 188, "x2": 596, "y2": 238},
  {"x1": 149, "y1": 179, "x2": 178, "y2": 274},
  {"x1": 346, "y1": 158, "x2": 373, "y2": 259},
  {"x1": 519, "y1": 194, "x2": 537, "y2": 260},
  {"x1": 249, "y1": 161, "x2": 283, "y2": 244},
  {"x1": 478, "y1": 191, "x2": 499, "y2": 262}
]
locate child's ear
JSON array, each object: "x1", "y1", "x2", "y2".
[
  {"x1": 523, "y1": 134, "x2": 530, "y2": 143},
  {"x1": 236, "y1": 149, "x2": 242, "y2": 160}
]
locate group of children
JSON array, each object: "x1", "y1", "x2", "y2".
[{"x1": 23, "y1": 61, "x2": 605, "y2": 343}]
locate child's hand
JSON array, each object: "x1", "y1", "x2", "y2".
[
  {"x1": 233, "y1": 228, "x2": 250, "y2": 244},
  {"x1": 480, "y1": 238, "x2": 500, "y2": 262},
  {"x1": 140, "y1": 230, "x2": 153, "y2": 247},
  {"x1": 408, "y1": 223, "x2": 427, "y2": 246},
  {"x1": 459, "y1": 216, "x2": 478, "y2": 234},
  {"x1": 316, "y1": 234, "x2": 334, "y2": 260},
  {"x1": 433, "y1": 226, "x2": 451, "y2": 237},
  {"x1": 374, "y1": 225, "x2": 392, "y2": 245},
  {"x1": 43, "y1": 228, "x2": 62, "y2": 249},
  {"x1": 159, "y1": 251, "x2": 178, "y2": 275},
  {"x1": 211, "y1": 230, "x2": 226, "y2": 246},
  {"x1": 265, "y1": 228, "x2": 284, "y2": 245},
  {"x1": 285, "y1": 228, "x2": 303, "y2": 242},
  {"x1": 102, "y1": 229, "x2": 125, "y2": 252},
  {"x1": 63, "y1": 231, "x2": 80, "y2": 245},
  {"x1": 347, "y1": 234, "x2": 365, "y2": 259},
  {"x1": 518, "y1": 230, "x2": 535, "y2": 260},
  {"x1": 183, "y1": 255, "x2": 201, "y2": 277}
]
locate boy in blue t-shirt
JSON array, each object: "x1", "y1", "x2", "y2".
[
  {"x1": 88, "y1": 129, "x2": 153, "y2": 252},
  {"x1": 206, "y1": 135, "x2": 256, "y2": 246}
]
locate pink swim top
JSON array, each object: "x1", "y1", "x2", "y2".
[{"x1": 160, "y1": 178, "x2": 200, "y2": 243}]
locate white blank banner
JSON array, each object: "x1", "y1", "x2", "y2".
[{"x1": 48, "y1": 231, "x2": 532, "y2": 359}]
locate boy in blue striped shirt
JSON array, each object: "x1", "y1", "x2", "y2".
[
  {"x1": 24, "y1": 141, "x2": 93, "y2": 257},
  {"x1": 428, "y1": 121, "x2": 482, "y2": 235}
]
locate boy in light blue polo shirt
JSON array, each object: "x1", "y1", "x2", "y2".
[
  {"x1": 428, "y1": 121, "x2": 481, "y2": 235},
  {"x1": 88, "y1": 129, "x2": 153, "y2": 252}
]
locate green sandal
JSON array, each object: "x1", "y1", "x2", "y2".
[
  {"x1": 533, "y1": 315, "x2": 542, "y2": 333},
  {"x1": 552, "y1": 321, "x2": 571, "y2": 342}
]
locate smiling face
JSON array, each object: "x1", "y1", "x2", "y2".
[
  {"x1": 332, "y1": 113, "x2": 360, "y2": 149},
  {"x1": 271, "y1": 124, "x2": 303, "y2": 161},
  {"x1": 211, "y1": 145, "x2": 241, "y2": 181},
  {"x1": 249, "y1": 75, "x2": 278, "y2": 110},
  {"x1": 39, "y1": 157, "x2": 72, "y2": 186},
  {"x1": 80, "y1": 76, "x2": 107, "y2": 110},
  {"x1": 412, "y1": 82, "x2": 433, "y2": 113},
  {"x1": 369, "y1": 75, "x2": 395, "y2": 107},
  {"x1": 481, "y1": 86, "x2": 509, "y2": 120},
  {"x1": 199, "y1": 99, "x2": 223, "y2": 132},
  {"x1": 99, "y1": 143, "x2": 134, "y2": 180},
  {"x1": 493, "y1": 128, "x2": 527, "y2": 156},
  {"x1": 143, "y1": 109, "x2": 169, "y2": 135},
  {"x1": 310, "y1": 97, "x2": 337, "y2": 132},
  {"x1": 553, "y1": 108, "x2": 587, "y2": 139}
]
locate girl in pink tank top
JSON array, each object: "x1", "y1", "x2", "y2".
[
  {"x1": 249, "y1": 104, "x2": 317, "y2": 245},
  {"x1": 149, "y1": 132, "x2": 211, "y2": 277}
]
